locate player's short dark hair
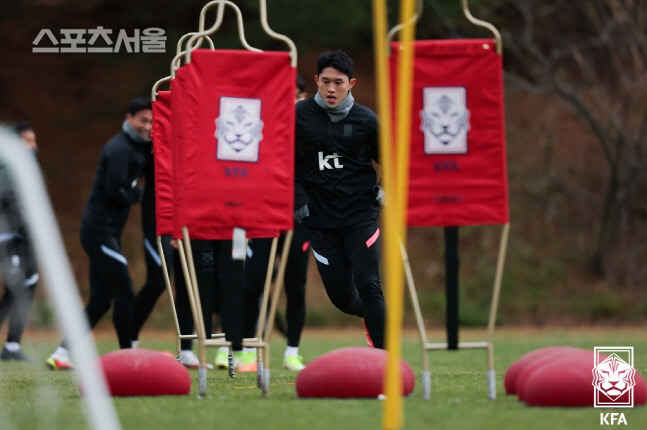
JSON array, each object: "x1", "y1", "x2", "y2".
[
  {"x1": 127, "y1": 97, "x2": 152, "y2": 115},
  {"x1": 13, "y1": 121, "x2": 33, "y2": 134},
  {"x1": 316, "y1": 50, "x2": 354, "y2": 79},
  {"x1": 296, "y1": 73, "x2": 306, "y2": 93}
]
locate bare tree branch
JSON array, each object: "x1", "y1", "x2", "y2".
[{"x1": 499, "y1": 0, "x2": 647, "y2": 275}]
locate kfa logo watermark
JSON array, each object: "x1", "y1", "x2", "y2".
[
  {"x1": 32, "y1": 27, "x2": 166, "y2": 53},
  {"x1": 318, "y1": 152, "x2": 343, "y2": 170},
  {"x1": 593, "y1": 347, "x2": 635, "y2": 426}
]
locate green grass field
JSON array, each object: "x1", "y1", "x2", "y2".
[{"x1": 1, "y1": 326, "x2": 646, "y2": 430}]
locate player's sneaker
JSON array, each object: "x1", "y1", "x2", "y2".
[
  {"x1": 235, "y1": 350, "x2": 257, "y2": 372},
  {"x1": 283, "y1": 355, "x2": 306, "y2": 371},
  {"x1": 363, "y1": 319, "x2": 374, "y2": 348},
  {"x1": 180, "y1": 350, "x2": 213, "y2": 370},
  {"x1": 46, "y1": 356, "x2": 74, "y2": 371},
  {"x1": 1, "y1": 346, "x2": 31, "y2": 361},
  {"x1": 46, "y1": 347, "x2": 74, "y2": 370},
  {"x1": 215, "y1": 348, "x2": 229, "y2": 369}
]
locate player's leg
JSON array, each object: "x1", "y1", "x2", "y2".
[
  {"x1": 0, "y1": 243, "x2": 36, "y2": 361},
  {"x1": 242, "y1": 237, "x2": 273, "y2": 339},
  {"x1": 1, "y1": 237, "x2": 37, "y2": 351},
  {"x1": 171, "y1": 247, "x2": 202, "y2": 368},
  {"x1": 191, "y1": 240, "x2": 216, "y2": 338},
  {"x1": 282, "y1": 225, "x2": 309, "y2": 370},
  {"x1": 343, "y1": 221, "x2": 385, "y2": 349},
  {"x1": 6, "y1": 239, "x2": 39, "y2": 349},
  {"x1": 82, "y1": 231, "x2": 134, "y2": 349},
  {"x1": 309, "y1": 228, "x2": 364, "y2": 317},
  {"x1": 80, "y1": 234, "x2": 115, "y2": 329},
  {"x1": 47, "y1": 231, "x2": 116, "y2": 369},
  {"x1": 216, "y1": 240, "x2": 247, "y2": 368},
  {"x1": 3, "y1": 285, "x2": 35, "y2": 360},
  {"x1": 131, "y1": 234, "x2": 172, "y2": 346}
]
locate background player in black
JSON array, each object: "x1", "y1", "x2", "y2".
[
  {"x1": 240, "y1": 74, "x2": 310, "y2": 371},
  {"x1": 294, "y1": 50, "x2": 386, "y2": 348},
  {"x1": 46, "y1": 97, "x2": 151, "y2": 370},
  {"x1": 0, "y1": 122, "x2": 40, "y2": 361}
]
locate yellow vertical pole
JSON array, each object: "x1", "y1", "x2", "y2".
[
  {"x1": 372, "y1": 0, "x2": 416, "y2": 429},
  {"x1": 388, "y1": 0, "x2": 415, "y2": 422},
  {"x1": 371, "y1": 2, "x2": 397, "y2": 427}
]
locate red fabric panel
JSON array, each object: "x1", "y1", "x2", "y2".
[
  {"x1": 172, "y1": 49, "x2": 295, "y2": 239},
  {"x1": 151, "y1": 91, "x2": 173, "y2": 236},
  {"x1": 171, "y1": 68, "x2": 279, "y2": 239},
  {"x1": 391, "y1": 39, "x2": 509, "y2": 226},
  {"x1": 170, "y1": 68, "x2": 188, "y2": 239}
]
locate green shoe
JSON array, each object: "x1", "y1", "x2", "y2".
[
  {"x1": 236, "y1": 350, "x2": 257, "y2": 372},
  {"x1": 215, "y1": 349, "x2": 229, "y2": 369},
  {"x1": 283, "y1": 355, "x2": 305, "y2": 371}
]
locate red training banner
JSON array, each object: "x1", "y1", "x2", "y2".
[
  {"x1": 170, "y1": 68, "x2": 185, "y2": 239},
  {"x1": 151, "y1": 90, "x2": 173, "y2": 236},
  {"x1": 172, "y1": 49, "x2": 295, "y2": 239},
  {"x1": 391, "y1": 39, "x2": 509, "y2": 227}
]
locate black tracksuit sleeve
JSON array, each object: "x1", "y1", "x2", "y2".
[
  {"x1": 104, "y1": 143, "x2": 142, "y2": 206},
  {"x1": 369, "y1": 119, "x2": 379, "y2": 164},
  {"x1": 294, "y1": 152, "x2": 309, "y2": 211}
]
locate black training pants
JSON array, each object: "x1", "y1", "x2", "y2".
[
  {"x1": 308, "y1": 220, "x2": 385, "y2": 348},
  {"x1": 131, "y1": 234, "x2": 172, "y2": 341},
  {"x1": 174, "y1": 239, "x2": 245, "y2": 351},
  {"x1": 79, "y1": 229, "x2": 134, "y2": 349},
  {"x1": 243, "y1": 223, "x2": 310, "y2": 347},
  {"x1": 0, "y1": 235, "x2": 37, "y2": 344}
]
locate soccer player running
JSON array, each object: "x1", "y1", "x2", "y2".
[
  {"x1": 294, "y1": 50, "x2": 385, "y2": 349},
  {"x1": 47, "y1": 98, "x2": 152, "y2": 370}
]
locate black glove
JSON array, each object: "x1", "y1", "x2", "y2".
[
  {"x1": 373, "y1": 185, "x2": 386, "y2": 207},
  {"x1": 294, "y1": 204, "x2": 309, "y2": 224},
  {"x1": 132, "y1": 185, "x2": 144, "y2": 203},
  {"x1": 121, "y1": 185, "x2": 144, "y2": 204}
]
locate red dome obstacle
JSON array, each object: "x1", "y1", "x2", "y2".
[
  {"x1": 85, "y1": 349, "x2": 191, "y2": 397},
  {"x1": 505, "y1": 346, "x2": 646, "y2": 407},
  {"x1": 296, "y1": 347, "x2": 415, "y2": 398},
  {"x1": 504, "y1": 346, "x2": 579, "y2": 395}
]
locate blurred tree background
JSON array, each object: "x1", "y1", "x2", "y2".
[{"x1": 0, "y1": 0, "x2": 645, "y2": 331}]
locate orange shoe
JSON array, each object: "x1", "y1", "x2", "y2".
[
  {"x1": 363, "y1": 319, "x2": 374, "y2": 348},
  {"x1": 237, "y1": 362, "x2": 258, "y2": 372},
  {"x1": 235, "y1": 351, "x2": 257, "y2": 372},
  {"x1": 46, "y1": 356, "x2": 74, "y2": 371}
]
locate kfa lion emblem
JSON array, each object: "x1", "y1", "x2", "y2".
[
  {"x1": 420, "y1": 94, "x2": 470, "y2": 146},
  {"x1": 215, "y1": 104, "x2": 264, "y2": 153},
  {"x1": 592, "y1": 354, "x2": 636, "y2": 401}
]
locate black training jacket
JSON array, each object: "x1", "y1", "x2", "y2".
[
  {"x1": 141, "y1": 150, "x2": 157, "y2": 238},
  {"x1": 295, "y1": 96, "x2": 380, "y2": 230},
  {"x1": 81, "y1": 131, "x2": 148, "y2": 235},
  {"x1": 0, "y1": 163, "x2": 26, "y2": 238}
]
